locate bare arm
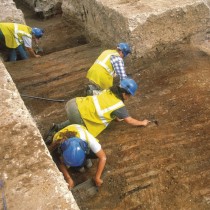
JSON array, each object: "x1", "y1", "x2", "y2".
[
  {"x1": 94, "y1": 149, "x2": 107, "y2": 187},
  {"x1": 57, "y1": 159, "x2": 74, "y2": 190},
  {"x1": 48, "y1": 141, "x2": 60, "y2": 153},
  {"x1": 47, "y1": 139, "x2": 74, "y2": 189},
  {"x1": 124, "y1": 116, "x2": 150, "y2": 126},
  {"x1": 25, "y1": 47, "x2": 41, "y2": 58}
]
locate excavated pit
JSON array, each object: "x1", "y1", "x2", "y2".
[{"x1": 4, "y1": 1, "x2": 210, "y2": 209}]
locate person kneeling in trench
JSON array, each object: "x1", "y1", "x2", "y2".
[
  {"x1": 86, "y1": 42, "x2": 132, "y2": 95},
  {"x1": 45, "y1": 78, "x2": 150, "y2": 141},
  {"x1": 48, "y1": 124, "x2": 106, "y2": 189},
  {"x1": 0, "y1": 22, "x2": 44, "y2": 61}
]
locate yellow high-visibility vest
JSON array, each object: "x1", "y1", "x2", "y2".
[
  {"x1": 86, "y1": 50, "x2": 120, "y2": 89},
  {"x1": 53, "y1": 124, "x2": 99, "y2": 143},
  {"x1": 0, "y1": 23, "x2": 32, "y2": 48},
  {"x1": 77, "y1": 90, "x2": 125, "y2": 137}
]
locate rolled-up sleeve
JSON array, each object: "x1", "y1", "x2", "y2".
[
  {"x1": 86, "y1": 131, "x2": 102, "y2": 153},
  {"x1": 110, "y1": 55, "x2": 127, "y2": 80}
]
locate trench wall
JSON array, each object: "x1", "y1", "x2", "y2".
[
  {"x1": 0, "y1": 1, "x2": 79, "y2": 209},
  {"x1": 18, "y1": 0, "x2": 62, "y2": 18},
  {"x1": 61, "y1": 0, "x2": 210, "y2": 58},
  {"x1": 0, "y1": 0, "x2": 24, "y2": 24},
  {"x1": 19, "y1": 0, "x2": 210, "y2": 58}
]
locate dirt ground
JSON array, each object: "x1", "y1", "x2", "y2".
[{"x1": 4, "y1": 1, "x2": 210, "y2": 209}]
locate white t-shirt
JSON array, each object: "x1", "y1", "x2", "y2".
[
  {"x1": 22, "y1": 36, "x2": 32, "y2": 48},
  {"x1": 83, "y1": 129, "x2": 101, "y2": 153}
]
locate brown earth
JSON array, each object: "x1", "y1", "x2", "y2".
[{"x1": 4, "y1": 1, "x2": 210, "y2": 209}]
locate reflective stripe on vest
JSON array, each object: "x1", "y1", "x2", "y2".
[
  {"x1": 75, "y1": 124, "x2": 88, "y2": 142},
  {"x1": 95, "y1": 52, "x2": 119, "y2": 76},
  {"x1": 14, "y1": 23, "x2": 32, "y2": 46},
  {"x1": 92, "y1": 95, "x2": 124, "y2": 127},
  {"x1": 75, "y1": 124, "x2": 99, "y2": 144},
  {"x1": 53, "y1": 124, "x2": 95, "y2": 144},
  {"x1": 0, "y1": 23, "x2": 32, "y2": 48},
  {"x1": 14, "y1": 23, "x2": 20, "y2": 45}
]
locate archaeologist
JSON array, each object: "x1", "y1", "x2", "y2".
[
  {"x1": 48, "y1": 124, "x2": 106, "y2": 189},
  {"x1": 86, "y1": 42, "x2": 131, "y2": 95},
  {"x1": 46, "y1": 78, "x2": 150, "y2": 139},
  {"x1": 0, "y1": 22, "x2": 44, "y2": 61}
]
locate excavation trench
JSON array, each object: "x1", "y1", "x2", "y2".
[{"x1": 4, "y1": 1, "x2": 210, "y2": 210}]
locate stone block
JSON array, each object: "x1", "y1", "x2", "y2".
[
  {"x1": 62, "y1": 0, "x2": 210, "y2": 58},
  {"x1": 0, "y1": 0, "x2": 25, "y2": 23},
  {"x1": 0, "y1": 60, "x2": 79, "y2": 210}
]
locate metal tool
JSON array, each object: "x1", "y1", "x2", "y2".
[
  {"x1": 147, "y1": 114, "x2": 159, "y2": 126},
  {"x1": 21, "y1": 94, "x2": 67, "y2": 102},
  {"x1": 151, "y1": 119, "x2": 159, "y2": 126},
  {"x1": 35, "y1": 44, "x2": 43, "y2": 54}
]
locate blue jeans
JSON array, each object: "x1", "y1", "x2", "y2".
[
  {"x1": 0, "y1": 29, "x2": 4, "y2": 40},
  {"x1": 0, "y1": 29, "x2": 28, "y2": 61},
  {"x1": 0, "y1": 29, "x2": 6, "y2": 49},
  {"x1": 9, "y1": 45, "x2": 28, "y2": 61}
]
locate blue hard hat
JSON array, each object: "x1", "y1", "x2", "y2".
[
  {"x1": 120, "y1": 78, "x2": 138, "y2": 96},
  {"x1": 60, "y1": 137, "x2": 88, "y2": 167},
  {"x1": 32, "y1": 27, "x2": 44, "y2": 39},
  {"x1": 117, "y1": 43, "x2": 131, "y2": 57}
]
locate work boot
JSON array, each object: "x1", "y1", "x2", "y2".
[
  {"x1": 92, "y1": 90, "x2": 102, "y2": 95},
  {"x1": 86, "y1": 85, "x2": 94, "y2": 96},
  {"x1": 44, "y1": 123, "x2": 59, "y2": 145},
  {"x1": 85, "y1": 159, "x2": 93, "y2": 168},
  {"x1": 86, "y1": 84, "x2": 101, "y2": 96}
]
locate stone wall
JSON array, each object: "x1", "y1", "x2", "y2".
[
  {"x1": 0, "y1": 1, "x2": 79, "y2": 209},
  {"x1": 0, "y1": 0, "x2": 25, "y2": 23},
  {"x1": 62, "y1": 0, "x2": 210, "y2": 58},
  {"x1": 15, "y1": 0, "x2": 210, "y2": 57},
  {"x1": 20, "y1": 0, "x2": 62, "y2": 18},
  {"x1": 0, "y1": 62, "x2": 79, "y2": 210}
]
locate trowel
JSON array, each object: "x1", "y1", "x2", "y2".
[
  {"x1": 147, "y1": 115, "x2": 159, "y2": 126},
  {"x1": 35, "y1": 44, "x2": 43, "y2": 54},
  {"x1": 151, "y1": 119, "x2": 159, "y2": 126}
]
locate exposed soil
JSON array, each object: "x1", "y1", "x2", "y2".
[{"x1": 4, "y1": 1, "x2": 210, "y2": 209}]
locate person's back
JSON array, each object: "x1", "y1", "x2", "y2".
[
  {"x1": 45, "y1": 78, "x2": 150, "y2": 143},
  {"x1": 87, "y1": 49, "x2": 120, "y2": 90},
  {"x1": 77, "y1": 89, "x2": 125, "y2": 137},
  {"x1": 48, "y1": 124, "x2": 106, "y2": 189},
  {"x1": 86, "y1": 43, "x2": 131, "y2": 95},
  {"x1": 0, "y1": 23, "x2": 31, "y2": 48},
  {"x1": 0, "y1": 22, "x2": 44, "y2": 61}
]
